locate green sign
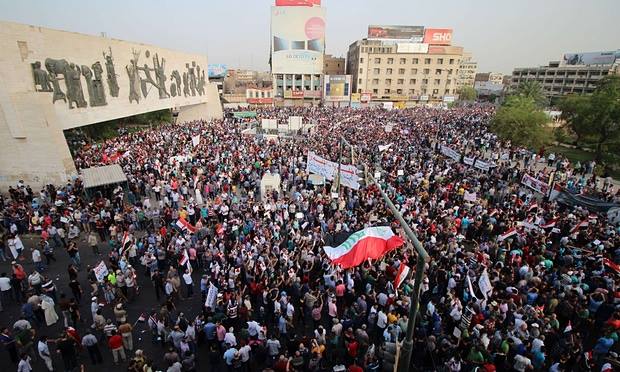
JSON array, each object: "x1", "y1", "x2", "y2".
[{"x1": 233, "y1": 111, "x2": 257, "y2": 118}]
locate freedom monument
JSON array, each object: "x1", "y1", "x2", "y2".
[{"x1": 0, "y1": 21, "x2": 222, "y2": 189}]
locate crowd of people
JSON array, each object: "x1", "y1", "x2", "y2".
[{"x1": 0, "y1": 105, "x2": 619, "y2": 372}]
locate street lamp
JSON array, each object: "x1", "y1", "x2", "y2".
[{"x1": 339, "y1": 137, "x2": 429, "y2": 372}]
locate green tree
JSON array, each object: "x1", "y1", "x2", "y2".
[
  {"x1": 561, "y1": 76, "x2": 620, "y2": 161},
  {"x1": 490, "y1": 96, "x2": 549, "y2": 149},
  {"x1": 457, "y1": 86, "x2": 477, "y2": 101},
  {"x1": 514, "y1": 80, "x2": 548, "y2": 108}
]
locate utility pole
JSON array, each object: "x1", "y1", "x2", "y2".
[{"x1": 340, "y1": 136, "x2": 429, "y2": 372}]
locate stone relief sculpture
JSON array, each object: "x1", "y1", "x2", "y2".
[
  {"x1": 66, "y1": 63, "x2": 87, "y2": 109},
  {"x1": 170, "y1": 70, "x2": 182, "y2": 97},
  {"x1": 31, "y1": 61, "x2": 53, "y2": 92},
  {"x1": 103, "y1": 47, "x2": 120, "y2": 97},
  {"x1": 86, "y1": 61, "x2": 107, "y2": 106},
  {"x1": 182, "y1": 70, "x2": 190, "y2": 97},
  {"x1": 196, "y1": 66, "x2": 206, "y2": 96},
  {"x1": 81, "y1": 64, "x2": 95, "y2": 105},
  {"x1": 44, "y1": 58, "x2": 68, "y2": 103},
  {"x1": 153, "y1": 53, "x2": 170, "y2": 99},
  {"x1": 188, "y1": 62, "x2": 197, "y2": 96},
  {"x1": 126, "y1": 49, "x2": 142, "y2": 103}
]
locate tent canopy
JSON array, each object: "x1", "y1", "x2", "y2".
[{"x1": 81, "y1": 164, "x2": 127, "y2": 189}]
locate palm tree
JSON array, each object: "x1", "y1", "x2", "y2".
[{"x1": 514, "y1": 80, "x2": 548, "y2": 108}]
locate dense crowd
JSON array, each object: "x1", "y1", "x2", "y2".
[{"x1": 1, "y1": 105, "x2": 620, "y2": 372}]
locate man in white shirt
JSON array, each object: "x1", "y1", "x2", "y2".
[
  {"x1": 0, "y1": 273, "x2": 12, "y2": 304},
  {"x1": 182, "y1": 269, "x2": 193, "y2": 298},
  {"x1": 17, "y1": 353, "x2": 32, "y2": 372},
  {"x1": 37, "y1": 336, "x2": 53, "y2": 371}
]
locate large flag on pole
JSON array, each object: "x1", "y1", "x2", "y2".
[
  {"x1": 394, "y1": 262, "x2": 411, "y2": 290},
  {"x1": 323, "y1": 226, "x2": 405, "y2": 269},
  {"x1": 175, "y1": 217, "x2": 197, "y2": 234}
]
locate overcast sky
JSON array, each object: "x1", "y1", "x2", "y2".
[{"x1": 1, "y1": 0, "x2": 618, "y2": 74}]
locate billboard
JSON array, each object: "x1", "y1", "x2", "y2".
[
  {"x1": 428, "y1": 45, "x2": 463, "y2": 55},
  {"x1": 271, "y1": 6, "x2": 325, "y2": 74},
  {"x1": 351, "y1": 93, "x2": 361, "y2": 103},
  {"x1": 423, "y1": 28, "x2": 453, "y2": 45},
  {"x1": 208, "y1": 64, "x2": 227, "y2": 78},
  {"x1": 360, "y1": 91, "x2": 372, "y2": 103},
  {"x1": 367, "y1": 25, "x2": 424, "y2": 42},
  {"x1": 396, "y1": 43, "x2": 429, "y2": 54},
  {"x1": 276, "y1": 0, "x2": 320, "y2": 6},
  {"x1": 562, "y1": 51, "x2": 619, "y2": 66},
  {"x1": 323, "y1": 75, "x2": 351, "y2": 102}
]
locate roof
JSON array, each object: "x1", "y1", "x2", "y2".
[{"x1": 81, "y1": 164, "x2": 127, "y2": 189}]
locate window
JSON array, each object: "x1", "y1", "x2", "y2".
[
  {"x1": 445, "y1": 89, "x2": 451, "y2": 94},
  {"x1": 412, "y1": 58, "x2": 419, "y2": 64},
  {"x1": 358, "y1": 78, "x2": 362, "y2": 84},
  {"x1": 434, "y1": 79, "x2": 441, "y2": 85},
  {"x1": 374, "y1": 58, "x2": 381, "y2": 63},
  {"x1": 384, "y1": 89, "x2": 391, "y2": 94},
  {"x1": 432, "y1": 89, "x2": 439, "y2": 95},
  {"x1": 422, "y1": 79, "x2": 429, "y2": 84},
  {"x1": 387, "y1": 58, "x2": 394, "y2": 64},
  {"x1": 399, "y1": 58, "x2": 407, "y2": 64},
  {"x1": 372, "y1": 89, "x2": 378, "y2": 94},
  {"x1": 358, "y1": 89, "x2": 362, "y2": 93},
  {"x1": 386, "y1": 68, "x2": 393, "y2": 75},
  {"x1": 446, "y1": 79, "x2": 451, "y2": 85},
  {"x1": 360, "y1": 58, "x2": 364, "y2": 63},
  {"x1": 398, "y1": 68, "x2": 405, "y2": 74},
  {"x1": 423, "y1": 69, "x2": 430, "y2": 74},
  {"x1": 411, "y1": 68, "x2": 418, "y2": 74},
  {"x1": 408, "y1": 89, "x2": 415, "y2": 94},
  {"x1": 385, "y1": 79, "x2": 392, "y2": 85},
  {"x1": 409, "y1": 79, "x2": 416, "y2": 84},
  {"x1": 449, "y1": 59, "x2": 454, "y2": 64},
  {"x1": 373, "y1": 68, "x2": 380, "y2": 74},
  {"x1": 424, "y1": 58, "x2": 431, "y2": 64},
  {"x1": 397, "y1": 79, "x2": 404, "y2": 84},
  {"x1": 435, "y1": 69, "x2": 443, "y2": 75},
  {"x1": 372, "y1": 79, "x2": 379, "y2": 84},
  {"x1": 359, "y1": 68, "x2": 363, "y2": 73},
  {"x1": 422, "y1": 88, "x2": 427, "y2": 94},
  {"x1": 437, "y1": 58, "x2": 444, "y2": 64},
  {"x1": 396, "y1": 89, "x2": 403, "y2": 94}
]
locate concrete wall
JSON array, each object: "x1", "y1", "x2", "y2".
[{"x1": 0, "y1": 21, "x2": 222, "y2": 190}]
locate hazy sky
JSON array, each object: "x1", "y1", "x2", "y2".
[{"x1": 1, "y1": 0, "x2": 618, "y2": 74}]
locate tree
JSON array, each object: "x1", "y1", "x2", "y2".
[
  {"x1": 514, "y1": 80, "x2": 548, "y2": 108},
  {"x1": 561, "y1": 76, "x2": 620, "y2": 161},
  {"x1": 490, "y1": 96, "x2": 548, "y2": 149},
  {"x1": 457, "y1": 86, "x2": 477, "y2": 101}
]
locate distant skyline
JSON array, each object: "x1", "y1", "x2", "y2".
[{"x1": 1, "y1": 0, "x2": 618, "y2": 75}]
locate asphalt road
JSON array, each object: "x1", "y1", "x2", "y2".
[{"x1": 0, "y1": 233, "x2": 221, "y2": 372}]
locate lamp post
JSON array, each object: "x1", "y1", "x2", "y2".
[{"x1": 340, "y1": 137, "x2": 429, "y2": 372}]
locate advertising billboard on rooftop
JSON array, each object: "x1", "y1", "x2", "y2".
[
  {"x1": 367, "y1": 25, "x2": 424, "y2": 42},
  {"x1": 208, "y1": 64, "x2": 227, "y2": 79},
  {"x1": 271, "y1": 6, "x2": 325, "y2": 74},
  {"x1": 323, "y1": 75, "x2": 351, "y2": 102},
  {"x1": 562, "y1": 51, "x2": 619, "y2": 66},
  {"x1": 275, "y1": 0, "x2": 320, "y2": 6},
  {"x1": 423, "y1": 28, "x2": 453, "y2": 46}
]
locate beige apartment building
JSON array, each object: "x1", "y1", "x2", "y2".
[
  {"x1": 347, "y1": 39, "x2": 465, "y2": 102},
  {"x1": 324, "y1": 54, "x2": 346, "y2": 75}
]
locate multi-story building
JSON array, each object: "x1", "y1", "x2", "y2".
[
  {"x1": 455, "y1": 52, "x2": 477, "y2": 89},
  {"x1": 323, "y1": 54, "x2": 345, "y2": 75},
  {"x1": 510, "y1": 50, "x2": 619, "y2": 98},
  {"x1": 347, "y1": 26, "x2": 464, "y2": 103},
  {"x1": 475, "y1": 72, "x2": 504, "y2": 85}
]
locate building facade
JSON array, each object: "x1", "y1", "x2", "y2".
[
  {"x1": 455, "y1": 52, "x2": 477, "y2": 89},
  {"x1": 475, "y1": 72, "x2": 504, "y2": 85},
  {"x1": 323, "y1": 54, "x2": 345, "y2": 75},
  {"x1": 511, "y1": 58, "x2": 619, "y2": 98},
  {"x1": 347, "y1": 28, "x2": 465, "y2": 103}
]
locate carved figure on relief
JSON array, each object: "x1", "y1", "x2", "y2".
[
  {"x1": 44, "y1": 58, "x2": 68, "y2": 103},
  {"x1": 170, "y1": 70, "x2": 182, "y2": 97},
  {"x1": 89, "y1": 62, "x2": 107, "y2": 106},
  {"x1": 153, "y1": 53, "x2": 170, "y2": 99},
  {"x1": 188, "y1": 62, "x2": 197, "y2": 96},
  {"x1": 66, "y1": 63, "x2": 88, "y2": 109},
  {"x1": 196, "y1": 65, "x2": 206, "y2": 96},
  {"x1": 182, "y1": 70, "x2": 190, "y2": 97},
  {"x1": 126, "y1": 49, "x2": 141, "y2": 104},
  {"x1": 103, "y1": 47, "x2": 120, "y2": 97},
  {"x1": 31, "y1": 61, "x2": 53, "y2": 92}
]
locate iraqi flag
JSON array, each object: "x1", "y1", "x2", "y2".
[
  {"x1": 527, "y1": 202, "x2": 539, "y2": 213},
  {"x1": 118, "y1": 231, "x2": 132, "y2": 255},
  {"x1": 540, "y1": 219, "x2": 556, "y2": 229},
  {"x1": 394, "y1": 262, "x2": 411, "y2": 290},
  {"x1": 179, "y1": 249, "x2": 191, "y2": 271},
  {"x1": 176, "y1": 217, "x2": 197, "y2": 234},
  {"x1": 570, "y1": 220, "x2": 588, "y2": 235},
  {"x1": 323, "y1": 226, "x2": 405, "y2": 269},
  {"x1": 498, "y1": 228, "x2": 518, "y2": 242}
]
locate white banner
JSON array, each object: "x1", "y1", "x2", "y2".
[
  {"x1": 478, "y1": 269, "x2": 493, "y2": 299},
  {"x1": 306, "y1": 151, "x2": 360, "y2": 190},
  {"x1": 205, "y1": 283, "x2": 218, "y2": 309},
  {"x1": 521, "y1": 173, "x2": 550, "y2": 195},
  {"x1": 474, "y1": 159, "x2": 493, "y2": 172},
  {"x1": 378, "y1": 144, "x2": 393, "y2": 152},
  {"x1": 463, "y1": 157, "x2": 475, "y2": 166},
  {"x1": 192, "y1": 135, "x2": 200, "y2": 148},
  {"x1": 464, "y1": 191, "x2": 477, "y2": 202},
  {"x1": 93, "y1": 261, "x2": 108, "y2": 282},
  {"x1": 440, "y1": 145, "x2": 461, "y2": 162}
]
